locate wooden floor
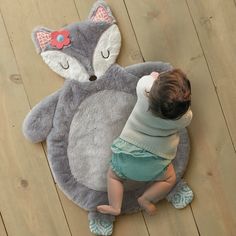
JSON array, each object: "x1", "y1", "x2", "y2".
[{"x1": 1, "y1": 0, "x2": 236, "y2": 235}]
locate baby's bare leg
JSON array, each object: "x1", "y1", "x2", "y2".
[
  {"x1": 97, "y1": 168, "x2": 123, "y2": 216},
  {"x1": 138, "y1": 164, "x2": 176, "y2": 215}
]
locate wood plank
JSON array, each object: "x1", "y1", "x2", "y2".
[
  {"x1": 0, "y1": 12, "x2": 71, "y2": 236},
  {"x1": 0, "y1": 213, "x2": 7, "y2": 236},
  {"x1": 57, "y1": 191, "x2": 94, "y2": 236},
  {"x1": 0, "y1": 1, "x2": 91, "y2": 235},
  {"x1": 186, "y1": 0, "x2": 236, "y2": 149},
  {"x1": 0, "y1": 0, "x2": 80, "y2": 106},
  {"x1": 125, "y1": 0, "x2": 199, "y2": 235},
  {"x1": 113, "y1": 214, "x2": 149, "y2": 236},
  {"x1": 142, "y1": 201, "x2": 198, "y2": 236},
  {"x1": 125, "y1": 0, "x2": 236, "y2": 235}
]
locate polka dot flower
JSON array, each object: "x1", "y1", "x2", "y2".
[{"x1": 50, "y1": 30, "x2": 71, "y2": 49}]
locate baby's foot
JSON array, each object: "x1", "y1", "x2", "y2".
[
  {"x1": 138, "y1": 197, "x2": 157, "y2": 216},
  {"x1": 97, "y1": 205, "x2": 121, "y2": 216}
]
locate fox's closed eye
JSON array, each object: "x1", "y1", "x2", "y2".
[
  {"x1": 93, "y1": 24, "x2": 121, "y2": 77},
  {"x1": 59, "y1": 61, "x2": 70, "y2": 70},
  {"x1": 101, "y1": 50, "x2": 110, "y2": 59}
]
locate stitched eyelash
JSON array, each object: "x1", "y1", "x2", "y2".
[
  {"x1": 59, "y1": 61, "x2": 70, "y2": 69},
  {"x1": 101, "y1": 50, "x2": 110, "y2": 59}
]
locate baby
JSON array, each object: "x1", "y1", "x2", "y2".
[{"x1": 97, "y1": 69, "x2": 192, "y2": 216}]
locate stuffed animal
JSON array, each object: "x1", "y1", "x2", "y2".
[{"x1": 23, "y1": 1, "x2": 193, "y2": 235}]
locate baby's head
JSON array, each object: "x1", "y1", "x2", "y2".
[{"x1": 148, "y1": 69, "x2": 191, "y2": 120}]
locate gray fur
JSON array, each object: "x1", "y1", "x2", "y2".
[
  {"x1": 63, "y1": 22, "x2": 111, "y2": 75},
  {"x1": 32, "y1": 22, "x2": 112, "y2": 76},
  {"x1": 68, "y1": 90, "x2": 136, "y2": 191},
  {"x1": 125, "y1": 61, "x2": 173, "y2": 78},
  {"x1": 23, "y1": 63, "x2": 190, "y2": 212},
  {"x1": 23, "y1": 1, "x2": 193, "y2": 234},
  {"x1": 22, "y1": 90, "x2": 60, "y2": 143}
]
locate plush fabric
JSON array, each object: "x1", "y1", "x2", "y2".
[{"x1": 23, "y1": 1, "x2": 193, "y2": 235}]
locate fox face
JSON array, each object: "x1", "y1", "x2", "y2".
[{"x1": 32, "y1": 1, "x2": 121, "y2": 82}]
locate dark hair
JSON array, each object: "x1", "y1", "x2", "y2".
[{"x1": 148, "y1": 69, "x2": 191, "y2": 120}]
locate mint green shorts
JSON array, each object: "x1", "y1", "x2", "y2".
[{"x1": 110, "y1": 138, "x2": 171, "y2": 181}]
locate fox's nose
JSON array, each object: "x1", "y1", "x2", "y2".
[{"x1": 89, "y1": 75, "x2": 97, "y2": 81}]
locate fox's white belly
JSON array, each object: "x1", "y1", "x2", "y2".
[{"x1": 67, "y1": 90, "x2": 136, "y2": 191}]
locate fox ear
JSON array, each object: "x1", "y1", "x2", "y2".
[
  {"x1": 88, "y1": 0, "x2": 116, "y2": 24},
  {"x1": 32, "y1": 27, "x2": 53, "y2": 54}
]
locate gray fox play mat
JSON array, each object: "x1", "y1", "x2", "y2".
[{"x1": 22, "y1": 1, "x2": 193, "y2": 235}]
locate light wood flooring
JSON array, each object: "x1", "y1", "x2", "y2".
[{"x1": 0, "y1": 0, "x2": 236, "y2": 235}]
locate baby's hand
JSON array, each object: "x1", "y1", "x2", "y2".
[{"x1": 150, "y1": 71, "x2": 160, "y2": 80}]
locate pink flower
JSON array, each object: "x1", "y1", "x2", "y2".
[{"x1": 50, "y1": 30, "x2": 71, "y2": 49}]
